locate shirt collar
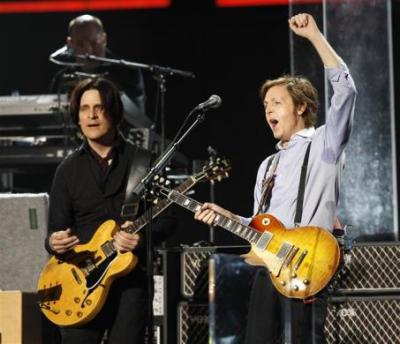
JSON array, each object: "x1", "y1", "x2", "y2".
[
  {"x1": 79, "y1": 132, "x2": 124, "y2": 155},
  {"x1": 276, "y1": 127, "x2": 315, "y2": 150}
]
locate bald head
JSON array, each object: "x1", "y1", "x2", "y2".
[
  {"x1": 68, "y1": 14, "x2": 104, "y2": 35},
  {"x1": 66, "y1": 14, "x2": 107, "y2": 70}
]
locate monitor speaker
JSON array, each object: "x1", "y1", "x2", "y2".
[{"x1": 0, "y1": 193, "x2": 49, "y2": 291}]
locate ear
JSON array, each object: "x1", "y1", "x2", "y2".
[
  {"x1": 66, "y1": 36, "x2": 72, "y2": 48},
  {"x1": 102, "y1": 32, "x2": 107, "y2": 47},
  {"x1": 297, "y1": 103, "x2": 307, "y2": 116}
]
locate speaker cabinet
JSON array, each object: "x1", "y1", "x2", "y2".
[
  {"x1": 181, "y1": 247, "x2": 216, "y2": 299},
  {"x1": 325, "y1": 295, "x2": 400, "y2": 343},
  {"x1": 0, "y1": 193, "x2": 49, "y2": 292},
  {"x1": 0, "y1": 291, "x2": 42, "y2": 344},
  {"x1": 177, "y1": 302, "x2": 208, "y2": 344},
  {"x1": 180, "y1": 246, "x2": 249, "y2": 300},
  {"x1": 329, "y1": 242, "x2": 400, "y2": 294}
]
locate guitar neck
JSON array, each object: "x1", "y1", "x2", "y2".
[
  {"x1": 167, "y1": 190, "x2": 262, "y2": 244},
  {"x1": 128, "y1": 177, "x2": 198, "y2": 233}
]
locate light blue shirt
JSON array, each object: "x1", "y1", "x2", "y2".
[{"x1": 242, "y1": 64, "x2": 357, "y2": 231}]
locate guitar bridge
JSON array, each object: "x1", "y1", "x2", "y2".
[
  {"x1": 283, "y1": 247, "x2": 299, "y2": 267},
  {"x1": 294, "y1": 249, "x2": 308, "y2": 271}
]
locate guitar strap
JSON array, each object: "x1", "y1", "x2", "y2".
[
  {"x1": 258, "y1": 141, "x2": 312, "y2": 225},
  {"x1": 121, "y1": 146, "x2": 153, "y2": 221},
  {"x1": 294, "y1": 141, "x2": 312, "y2": 227},
  {"x1": 256, "y1": 153, "x2": 280, "y2": 215}
]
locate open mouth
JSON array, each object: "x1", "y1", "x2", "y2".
[{"x1": 269, "y1": 119, "x2": 278, "y2": 129}]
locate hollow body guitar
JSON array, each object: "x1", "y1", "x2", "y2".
[
  {"x1": 37, "y1": 158, "x2": 230, "y2": 327},
  {"x1": 162, "y1": 188, "x2": 341, "y2": 299}
]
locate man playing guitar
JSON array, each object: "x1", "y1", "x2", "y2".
[
  {"x1": 45, "y1": 78, "x2": 174, "y2": 343},
  {"x1": 194, "y1": 13, "x2": 357, "y2": 343}
]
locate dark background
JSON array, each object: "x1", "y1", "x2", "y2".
[{"x1": 0, "y1": 1, "x2": 399, "y2": 246}]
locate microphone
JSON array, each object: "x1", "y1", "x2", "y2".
[
  {"x1": 50, "y1": 45, "x2": 74, "y2": 59},
  {"x1": 49, "y1": 46, "x2": 81, "y2": 66},
  {"x1": 194, "y1": 95, "x2": 222, "y2": 112}
]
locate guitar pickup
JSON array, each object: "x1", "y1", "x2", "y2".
[
  {"x1": 255, "y1": 232, "x2": 273, "y2": 250},
  {"x1": 276, "y1": 242, "x2": 293, "y2": 260},
  {"x1": 101, "y1": 241, "x2": 115, "y2": 257}
]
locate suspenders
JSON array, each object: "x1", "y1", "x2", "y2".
[
  {"x1": 259, "y1": 141, "x2": 312, "y2": 225},
  {"x1": 294, "y1": 142, "x2": 312, "y2": 227}
]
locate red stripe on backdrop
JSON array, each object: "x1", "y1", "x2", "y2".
[
  {"x1": 0, "y1": 0, "x2": 170, "y2": 13},
  {"x1": 216, "y1": 0, "x2": 322, "y2": 6}
]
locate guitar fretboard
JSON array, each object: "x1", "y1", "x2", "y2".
[
  {"x1": 126, "y1": 176, "x2": 198, "y2": 234},
  {"x1": 168, "y1": 190, "x2": 263, "y2": 244}
]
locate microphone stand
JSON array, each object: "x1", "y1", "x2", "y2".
[{"x1": 137, "y1": 108, "x2": 206, "y2": 344}]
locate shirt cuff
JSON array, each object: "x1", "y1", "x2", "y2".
[{"x1": 238, "y1": 216, "x2": 252, "y2": 226}]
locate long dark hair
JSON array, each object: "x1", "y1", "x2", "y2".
[{"x1": 69, "y1": 77, "x2": 123, "y2": 128}]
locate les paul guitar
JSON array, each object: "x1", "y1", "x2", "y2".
[
  {"x1": 37, "y1": 158, "x2": 230, "y2": 327},
  {"x1": 159, "y1": 188, "x2": 341, "y2": 300}
]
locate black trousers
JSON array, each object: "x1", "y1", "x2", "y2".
[
  {"x1": 59, "y1": 277, "x2": 148, "y2": 344},
  {"x1": 244, "y1": 268, "x2": 328, "y2": 344}
]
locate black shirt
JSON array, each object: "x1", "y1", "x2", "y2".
[{"x1": 45, "y1": 137, "x2": 175, "y2": 266}]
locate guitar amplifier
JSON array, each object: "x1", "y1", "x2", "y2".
[
  {"x1": 181, "y1": 247, "x2": 216, "y2": 299},
  {"x1": 329, "y1": 242, "x2": 400, "y2": 294},
  {"x1": 324, "y1": 295, "x2": 400, "y2": 343},
  {"x1": 180, "y1": 246, "x2": 249, "y2": 300},
  {"x1": 0, "y1": 193, "x2": 49, "y2": 292},
  {"x1": 177, "y1": 302, "x2": 208, "y2": 344}
]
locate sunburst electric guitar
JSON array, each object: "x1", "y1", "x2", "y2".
[
  {"x1": 159, "y1": 188, "x2": 340, "y2": 299},
  {"x1": 37, "y1": 158, "x2": 230, "y2": 327}
]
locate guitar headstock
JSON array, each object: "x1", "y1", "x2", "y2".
[
  {"x1": 195, "y1": 157, "x2": 231, "y2": 183},
  {"x1": 149, "y1": 175, "x2": 172, "y2": 200},
  {"x1": 150, "y1": 157, "x2": 231, "y2": 199}
]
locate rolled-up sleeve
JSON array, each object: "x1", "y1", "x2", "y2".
[{"x1": 323, "y1": 63, "x2": 357, "y2": 163}]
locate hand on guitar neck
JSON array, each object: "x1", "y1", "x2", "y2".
[
  {"x1": 194, "y1": 202, "x2": 240, "y2": 225},
  {"x1": 114, "y1": 221, "x2": 141, "y2": 253}
]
